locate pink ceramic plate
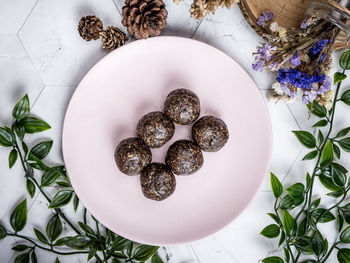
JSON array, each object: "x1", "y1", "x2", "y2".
[{"x1": 62, "y1": 37, "x2": 272, "y2": 245}]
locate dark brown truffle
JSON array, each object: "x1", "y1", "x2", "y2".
[
  {"x1": 136, "y1": 111, "x2": 175, "y2": 148},
  {"x1": 192, "y1": 115, "x2": 229, "y2": 152},
  {"x1": 140, "y1": 163, "x2": 176, "y2": 201},
  {"x1": 165, "y1": 140, "x2": 203, "y2": 175},
  {"x1": 114, "y1": 137, "x2": 152, "y2": 175},
  {"x1": 164, "y1": 89, "x2": 200, "y2": 125}
]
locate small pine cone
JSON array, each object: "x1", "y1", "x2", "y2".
[
  {"x1": 78, "y1": 16, "x2": 103, "y2": 41},
  {"x1": 122, "y1": 0, "x2": 168, "y2": 39},
  {"x1": 220, "y1": 0, "x2": 237, "y2": 8},
  {"x1": 190, "y1": 0, "x2": 209, "y2": 20},
  {"x1": 100, "y1": 26, "x2": 128, "y2": 50}
]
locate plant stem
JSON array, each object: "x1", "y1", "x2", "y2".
[
  {"x1": 14, "y1": 142, "x2": 81, "y2": 235},
  {"x1": 321, "y1": 241, "x2": 340, "y2": 262},
  {"x1": 304, "y1": 74, "x2": 343, "y2": 233},
  {"x1": 8, "y1": 233, "x2": 89, "y2": 255}
]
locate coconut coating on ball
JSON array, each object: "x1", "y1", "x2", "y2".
[
  {"x1": 140, "y1": 163, "x2": 176, "y2": 201},
  {"x1": 136, "y1": 111, "x2": 175, "y2": 148},
  {"x1": 164, "y1": 89, "x2": 200, "y2": 125},
  {"x1": 192, "y1": 115, "x2": 229, "y2": 152},
  {"x1": 165, "y1": 140, "x2": 203, "y2": 175},
  {"x1": 114, "y1": 137, "x2": 152, "y2": 175}
]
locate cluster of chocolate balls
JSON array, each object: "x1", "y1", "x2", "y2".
[{"x1": 114, "y1": 89, "x2": 229, "y2": 201}]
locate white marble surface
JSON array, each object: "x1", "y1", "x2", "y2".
[{"x1": 0, "y1": 0, "x2": 349, "y2": 262}]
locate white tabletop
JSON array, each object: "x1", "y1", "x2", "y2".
[{"x1": 0, "y1": 0, "x2": 349, "y2": 262}]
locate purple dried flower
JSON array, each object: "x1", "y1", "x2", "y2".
[
  {"x1": 318, "y1": 76, "x2": 331, "y2": 94},
  {"x1": 257, "y1": 11, "x2": 274, "y2": 27},
  {"x1": 268, "y1": 61, "x2": 280, "y2": 71},
  {"x1": 280, "y1": 83, "x2": 296, "y2": 98},
  {"x1": 302, "y1": 89, "x2": 318, "y2": 104},
  {"x1": 301, "y1": 18, "x2": 310, "y2": 29},
  {"x1": 310, "y1": 39, "x2": 329, "y2": 58},
  {"x1": 290, "y1": 53, "x2": 301, "y2": 66},
  {"x1": 258, "y1": 44, "x2": 276, "y2": 61},
  {"x1": 252, "y1": 59, "x2": 264, "y2": 71}
]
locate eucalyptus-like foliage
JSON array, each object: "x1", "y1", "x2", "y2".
[
  {"x1": 0, "y1": 95, "x2": 162, "y2": 262},
  {"x1": 261, "y1": 50, "x2": 350, "y2": 263}
]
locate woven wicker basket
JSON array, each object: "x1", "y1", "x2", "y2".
[{"x1": 238, "y1": 0, "x2": 349, "y2": 50}]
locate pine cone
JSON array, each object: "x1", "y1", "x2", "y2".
[
  {"x1": 78, "y1": 16, "x2": 103, "y2": 41},
  {"x1": 122, "y1": 0, "x2": 168, "y2": 39},
  {"x1": 100, "y1": 26, "x2": 128, "y2": 50}
]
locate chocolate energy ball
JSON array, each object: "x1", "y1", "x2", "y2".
[
  {"x1": 192, "y1": 115, "x2": 229, "y2": 152},
  {"x1": 136, "y1": 111, "x2": 175, "y2": 148},
  {"x1": 164, "y1": 89, "x2": 200, "y2": 125},
  {"x1": 114, "y1": 137, "x2": 152, "y2": 175},
  {"x1": 165, "y1": 140, "x2": 203, "y2": 175},
  {"x1": 140, "y1": 163, "x2": 176, "y2": 201}
]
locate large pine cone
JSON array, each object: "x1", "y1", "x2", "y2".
[
  {"x1": 78, "y1": 16, "x2": 103, "y2": 41},
  {"x1": 122, "y1": 0, "x2": 168, "y2": 39},
  {"x1": 100, "y1": 26, "x2": 128, "y2": 50}
]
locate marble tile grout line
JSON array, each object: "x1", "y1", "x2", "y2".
[
  {"x1": 287, "y1": 104, "x2": 302, "y2": 130},
  {"x1": 191, "y1": 18, "x2": 204, "y2": 38},
  {"x1": 281, "y1": 147, "x2": 304, "y2": 184},
  {"x1": 111, "y1": 0, "x2": 122, "y2": 16},
  {"x1": 16, "y1": 0, "x2": 40, "y2": 35},
  {"x1": 189, "y1": 244, "x2": 202, "y2": 263}
]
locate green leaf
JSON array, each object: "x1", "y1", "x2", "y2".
[
  {"x1": 341, "y1": 90, "x2": 350, "y2": 105},
  {"x1": 31, "y1": 251, "x2": 37, "y2": 263},
  {"x1": 267, "y1": 213, "x2": 281, "y2": 224},
  {"x1": 284, "y1": 247, "x2": 290, "y2": 263},
  {"x1": 302, "y1": 150, "x2": 318, "y2": 161},
  {"x1": 331, "y1": 163, "x2": 347, "y2": 187},
  {"x1": 270, "y1": 173, "x2": 283, "y2": 198},
  {"x1": 9, "y1": 149, "x2": 18, "y2": 168},
  {"x1": 78, "y1": 222, "x2": 95, "y2": 235},
  {"x1": 283, "y1": 210, "x2": 294, "y2": 236},
  {"x1": 111, "y1": 235, "x2": 130, "y2": 251},
  {"x1": 111, "y1": 252, "x2": 127, "y2": 259},
  {"x1": 48, "y1": 190, "x2": 73, "y2": 209},
  {"x1": 19, "y1": 117, "x2": 51, "y2": 134},
  {"x1": 55, "y1": 235, "x2": 91, "y2": 249},
  {"x1": 88, "y1": 246, "x2": 97, "y2": 260},
  {"x1": 41, "y1": 169, "x2": 63, "y2": 187},
  {"x1": 10, "y1": 199, "x2": 27, "y2": 232},
  {"x1": 320, "y1": 141, "x2": 333, "y2": 166},
  {"x1": 12, "y1": 244, "x2": 29, "y2": 251},
  {"x1": 292, "y1": 131, "x2": 316, "y2": 148},
  {"x1": 311, "y1": 208, "x2": 335, "y2": 223},
  {"x1": 286, "y1": 183, "x2": 305, "y2": 200},
  {"x1": 0, "y1": 224, "x2": 7, "y2": 240},
  {"x1": 336, "y1": 127, "x2": 350, "y2": 138},
  {"x1": 311, "y1": 231, "x2": 325, "y2": 256},
  {"x1": 26, "y1": 179, "x2": 36, "y2": 198},
  {"x1": 297, "y1": 218, "x2": 306, "y2": 237},
  {"x1": 34, "y1": 228, "x2": 49, "y2": 244},
  {"x1": 340, "y1": 50, "x2": 350, "y2": 69},
  {"x1": 0, "y1": 127, "x2": 14, "y2": 147},
  {"x1": 260, "y1": 224, "x2": 280, "y2": 238},
  {"x1": 338, "y1": 212, "x2": 344, "y2": 232},
  {"x1": 46, "y1": 214, "x2": 62, "y2": 241},
  {"x1": 301, "y1": 260, "x2": 317, "y2": 263},
  {"x1": 293, "y1": 236, "x2": 313, "y2": 254},
  {"x1": 339, "y1": 137, "x2": 350, "y2": 152},
  {"x1": 306, "y1": 172, "x2": 311, "y2": 188},
  {"x1": 152, "y1": 254, "x2": 164, "y2": 263},
  {"x1": 12, "y1": 94, "x2": 30, "y2": 121},
  {"x1": 262, "y1": 256, "x2": 284, "y2": 263},
  {"x1": 334, "y1": 72, "x2": 347, "y2": 84},
  {"x1": 56, "y1": 181, "x2": 71, "y2": 188},
  {"x1": 327, "y1": 190, "x2": 344, "y2": 198},
  {"x1": 334, "y1": 143, "x2": 341, "y2": 159},
  {"x1": 25, "y1": 164, "x2": 34, "y2": 178},
  {"x1": 15, "y1": 253, "x2": 30, "y2": 263},
  {"x1": 279, "y1": 195, "x2": 303, "y2": 210},
  {"x1": 73, "y1": 195, "x2": 79, "y2": 212},
  {"x1": 279, "y1": 231, "x2": 286, "y2": 247},
  {"x1": 318, "y1": 130, "x2": 324, "y2": 145},
  {"x1": 14, "y1": 123, "x2": 25, "y2": 141},
  {"x1": 29, "y1": 141, "x2": 53, "y2": 160},
  {"x1": 341, "y1": 226, "x2": 350, "y2": 243},
  {"x1": 311, "y1": 198, "x2": 321, "y2": 209},
  {"x1": 127, "y1": 240, "x2": 133, "y2": 257},
  {"x1": 338, "y1": 248, "x2": 350, "y2": 263},
  {"x1": 319, "y1": 173, "x2": 341, "y2": 191},
  {"x1": 313, "y1": 119, "x2": 328, "y2": 127},
  {"x1": 308, "y1": 101, "x2": 327, "y2": 118},
  {"x1": 133, "y1": 245, "x2": 159, "y2": 262},
  {"x1": 55, "y1": 257, "x2": 60, "y2": 263}
]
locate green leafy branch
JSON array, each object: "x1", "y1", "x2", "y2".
[
  {"x1": 0, "y1": 95, "x2": 162, "y2": 262},
  {"x1": 260, "y1": 50, "x2": 350, "y2": 263}
]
